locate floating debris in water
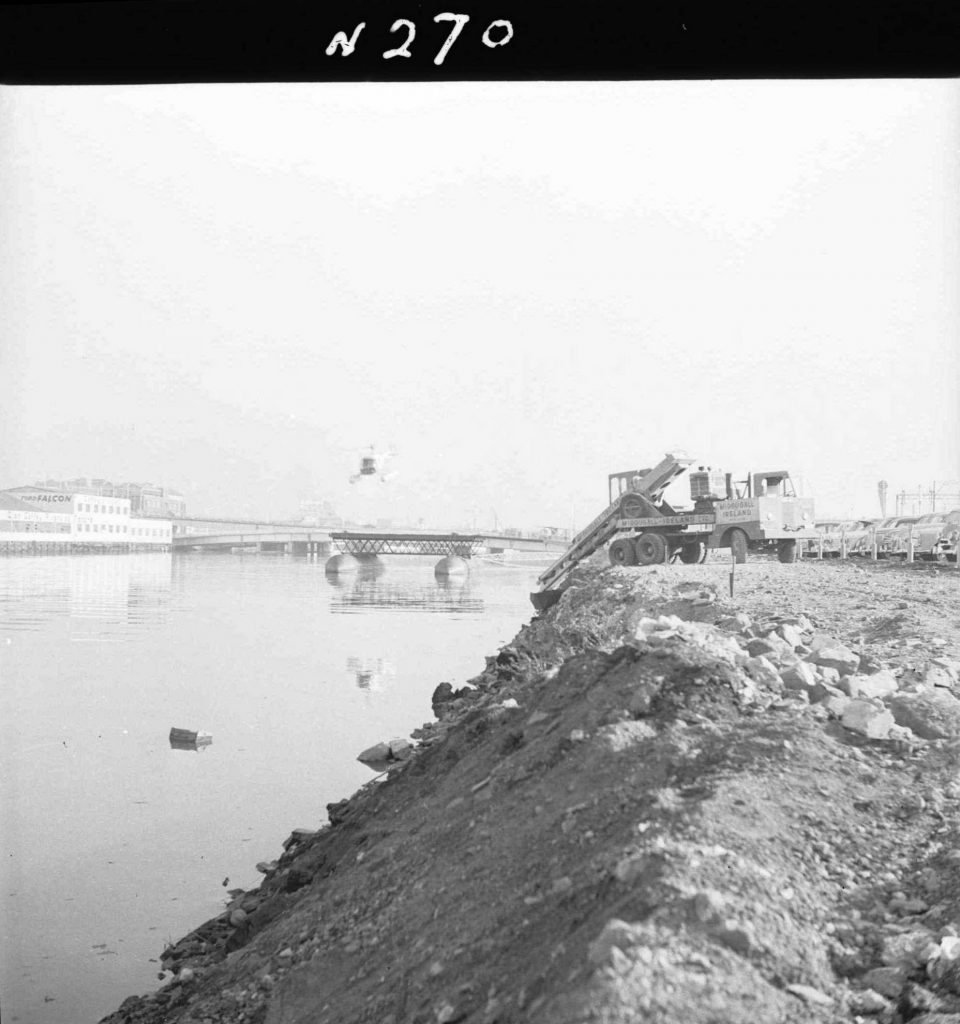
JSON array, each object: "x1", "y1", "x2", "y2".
[{"x1": 169, "y1": 727, "x2": 213, "y2": 751}]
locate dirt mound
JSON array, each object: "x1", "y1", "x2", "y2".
[{"x1": 101, "y1": 561, "x2": 960, "y2": 1024}]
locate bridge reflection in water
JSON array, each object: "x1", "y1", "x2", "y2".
[{"x1": 326, "y1": 567, "x2": 484, "y2": 616}]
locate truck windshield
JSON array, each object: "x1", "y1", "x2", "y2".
[{"x1": 608, "y1": 474, "x2": 634, "y2": 504}]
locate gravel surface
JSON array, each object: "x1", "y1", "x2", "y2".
[{"x1": 101, "y1": 558, "x2": 960, "y2": 1024}]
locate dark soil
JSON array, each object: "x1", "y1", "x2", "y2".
[{"x1": 101, "y1": 558, "x2": 960, "y2": 1024}]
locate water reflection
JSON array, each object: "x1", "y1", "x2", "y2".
[
  {"x1": 0, "y1": 554, "x2": 174, "y2": 637},
  {"x1": 325, "y1": 558, "x2": 386, "y2": 584},
  {"x1": 328, "y1": 574, "x2": 484, "y2": 615},
  {"x1": 346, "y1": 656, "x2": 396, "y2": 691},
  {"x1": 0, "y1": 553, "x2": 539, "y2": 1024}
]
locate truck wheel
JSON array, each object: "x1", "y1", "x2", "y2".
[
  {"x1": 777, "y1": 539, "x2": 797, "y2": 563},
  {"x1": 728, "y1": 529, "x2": 748, "y2": 564},
  {"x1": 608, "y1": 538, "x2": 638, "y2": 566},
  {"x1": 635, "y1": 532, "x2": 667, "y2": 565},
  {"x1": 680, "y1": 542, "x2": 704, "y2": 564}
]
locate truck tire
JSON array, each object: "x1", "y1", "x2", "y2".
[
  {"x1": 679, "y1": 541, "x2": 705, "y2": 564},
  {"x1": 608, "y1": 538, "x2": 638, "y2": 566},
  {"x1": 728, "y1": 529, "x2": 748, "y2": 564},
  {"x1": 777, "y1": 539, "x2": 797, "y2": 563},
  {"x1": 635, "y1": 532, "x2": 667, "y2": 566}
]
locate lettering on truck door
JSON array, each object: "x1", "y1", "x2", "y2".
[{"x1": 714, "y1": 500, "x2": 758, "y2": 524}]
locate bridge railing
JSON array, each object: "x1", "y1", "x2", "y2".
[{"x1": 330, "y1": 532, "x2": 484, "y2": 557}]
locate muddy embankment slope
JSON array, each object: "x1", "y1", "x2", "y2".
[{"x1": 103, "y1": 558, "x2": 960, "y2": 1024}]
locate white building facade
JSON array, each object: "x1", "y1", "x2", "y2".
[{"x1": 1, "y1": 487, "x2": 172, "y2": 551}]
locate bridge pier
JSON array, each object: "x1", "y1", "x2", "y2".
[
  {"x1": 290, "y1": 540, "x2": 331, "y2": 556},
  {"x1": 259, "y1": 541, "x2": 289, "y2": 553},
  {"x1": 434, "y1": 555, "x2": 469, "y2": 577}
]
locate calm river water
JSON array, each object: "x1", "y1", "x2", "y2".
[{"x1": 0, "y1": 552, "x2": 543, "y2": 1024}]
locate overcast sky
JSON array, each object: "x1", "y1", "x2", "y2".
[{"x1": 1, "y1": 80, "x2": 957, "y2": 528}]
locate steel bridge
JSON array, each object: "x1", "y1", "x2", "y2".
[{"x1": 330, "y1": 532, "x2": 485, "y2": 557}]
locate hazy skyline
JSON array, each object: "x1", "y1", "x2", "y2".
[{"x1": 2, "y1": 80, "x2": 958, "y2": 528}]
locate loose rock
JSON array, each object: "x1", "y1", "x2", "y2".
[
  {"x1": 841, "y1": 670, "x2": 899, "y2": 700},
  {"x1": 808, "y1": 636, "x2": 860, "y2": 676},
  {"x1": 841, "y1": 700, "x2": 895, "y2": 739},
  {"x1": 888, "y1": 690, "x2": 960, "y2": 740}
]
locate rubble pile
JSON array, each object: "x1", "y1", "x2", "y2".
[{"x1": 102, "y1": 560, "x2": 960, "y2": 1024}]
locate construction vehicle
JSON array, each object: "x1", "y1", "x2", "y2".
[{"x1": 530, "y1": 453, "x2": 816, "y2": 610}]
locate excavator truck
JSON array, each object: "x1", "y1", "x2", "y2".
[{"x1": 530, "y1": 453, "x2": 816, "y2": 611}]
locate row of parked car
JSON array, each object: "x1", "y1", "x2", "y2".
[{"x1": 806, "y1": 510, "x2": 960, "y2": 561}]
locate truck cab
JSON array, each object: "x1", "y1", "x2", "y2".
[{"x1": 731, "y1": 471, "x2": 798, "y2": 499}]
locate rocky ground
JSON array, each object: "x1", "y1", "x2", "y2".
[{"x1": 101, "y1": 556, "x2": 960, "y2": 1024}]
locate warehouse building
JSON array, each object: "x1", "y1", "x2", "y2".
[
  {"x1": 0, "y1": 487, "x2": 172, "y2": 553},
  {"x1": 33, "y1": 478, "x2": 186, "y2": 517}
]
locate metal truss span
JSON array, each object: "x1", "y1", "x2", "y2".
[{"x1": 330, "y1": 532, "x2": 484, "y2": 557}]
